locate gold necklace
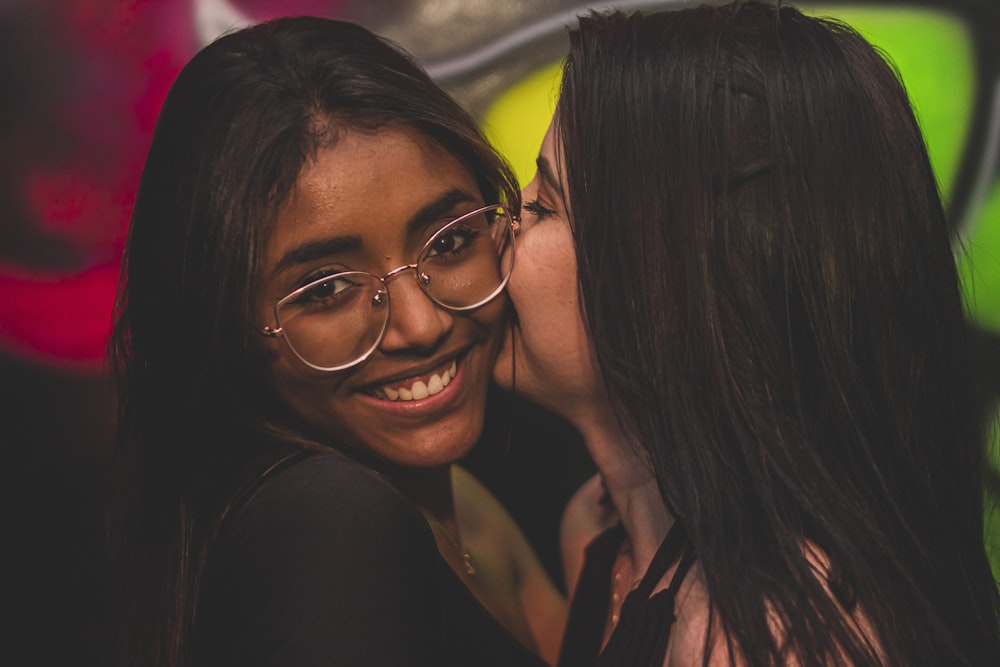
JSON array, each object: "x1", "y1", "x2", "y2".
[
  {"x1": 426, "y1": 516, "x2": 476, "y2": 576},
  {"x1": 610, "y1": 547, "x2": 641, "y2": 626}
]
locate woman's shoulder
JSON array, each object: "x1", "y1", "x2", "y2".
[
  {"x1": 226, "y1": 449, "x2": 432, "y2": 544},
  {"x1": 664, "y1": 562, "x2": 728, "y2": 666},
  {"x1": 259, "y1": 448, "x2": 405, "y2": 490},
  {"x1": 196, "y1": 450, "x2": 447, "y2": 665},
  {"x1": 664, "y1": 541, "x2": 881, "y2": 667},
  {"x1": 450, "y1": 464, "x2": 548, "y2": 568},
  {"x1": 451, "y1": 465, "x2": 569, "y2": 665}
]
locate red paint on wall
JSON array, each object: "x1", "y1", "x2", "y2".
[{"x1": 0, "y1": 1, "x2": 343, "y2": 367}]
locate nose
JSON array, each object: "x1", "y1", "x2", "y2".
[{"x1": 378, "y1": 268, "x2": 452, "y2": 354}]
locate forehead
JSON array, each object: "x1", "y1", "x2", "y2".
[
  {"x1": 540, "y1": 118, "x2": 560, "y2": 165},
  {"x1": 266, "y1": 127, "x2": 480, "y2": 270},
  {"x1": 537, "y1": 116, "x2": 569, "y2": 190}
]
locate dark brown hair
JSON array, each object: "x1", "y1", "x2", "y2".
[{"x1": 559, "y1": 2, "x2": 1000, "y2": 664}]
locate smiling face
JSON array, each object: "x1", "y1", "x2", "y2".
[
  {"x1": 257, "y1": 126, "x2": 507, "y2": 468},
  {"x1": 493, "y1": 118, "x2": 605, "y2": 425}
]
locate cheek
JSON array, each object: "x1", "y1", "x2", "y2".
[
  {"x1": 265, "y1": 349, "x2": 345, "y2": 422},
  {"x1": 473, "y1": 291, "x2": 510, "y2": 341},
  {"x1": 510, "y1": 233, "x2": 581, "y2": 339},
  {"x1": 504, "y1": 242, "x2": 602, "y2": 412}
]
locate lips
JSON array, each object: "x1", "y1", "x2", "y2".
[{"x1": 370, "y1": 359, "x2": 458, "y2": 402}]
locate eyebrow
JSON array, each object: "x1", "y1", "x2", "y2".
[
  {"x1": 272, "y1": 188, "x2": 480, "y2": 277},
  {"x1": 406, "y1": 188, "x2": 481, "y2": 237}
]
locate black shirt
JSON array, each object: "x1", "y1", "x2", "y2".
[
  {"x1": 194, "y1": 452, "x2": 547, "y2": 667},
  {"x1": 558, "y1": 522, "x2": 695, "y2": 667}
]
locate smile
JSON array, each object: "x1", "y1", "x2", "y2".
[{"x1": 370, "y1": 359, "x2": 458, "y2": 402}]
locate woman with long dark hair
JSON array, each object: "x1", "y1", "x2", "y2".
[
  {"x1": 495, "y1": 2, "x2": 1000, "y2": 664},
  {"x1": 106, "y1": 16, "x2": 564, "y2": 667}
]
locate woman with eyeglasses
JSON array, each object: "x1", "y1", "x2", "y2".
[
  {"x1": 105, "y1": 16, "x2": 564, "y2": 667},
  {"x1": 495, "y1": 2, "x2": 1000, "y2": 665}
]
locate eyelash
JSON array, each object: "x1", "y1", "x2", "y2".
[
  {"x1": 522, "y1": 199, "x2": 556, "y2": 219},
  {"x1": 298, "y1": 268, "x2": 345, "y2": 289}
]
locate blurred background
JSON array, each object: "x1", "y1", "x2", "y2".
[{"x1": 3, "y1": 1, "x2": 998, "y2": 664}]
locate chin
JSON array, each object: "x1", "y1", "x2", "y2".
[{"x1": 343, "y1": 399, "x2": 490, "y2": 470}]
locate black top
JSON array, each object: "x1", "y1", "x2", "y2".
[
  {"x1": 192, "y1": 451, "x2": 547, "y2": 667},
  {"x1": 558, "y1": 522, "x2": 695, "y2": 667}
]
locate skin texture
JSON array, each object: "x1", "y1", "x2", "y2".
[
  {"x1": 493, "y1": 120, "x2": 605, "y2": 423},
  {"x1": 257, "y1": 126, "x2": 506, "y2": 469}
]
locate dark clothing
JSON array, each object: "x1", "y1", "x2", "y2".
[
  {"x1": 558, "y1": 522, "x2": 695, "y2": 667},
  {"x1": 193, "y1": 451, "x2": 547, "y2": 667}
]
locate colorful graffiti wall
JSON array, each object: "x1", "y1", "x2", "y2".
[{"x1": 3, "y1": 1, "x2": 998, "y2": 662}]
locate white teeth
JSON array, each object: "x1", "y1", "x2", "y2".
[{"x1": 376, "y1": 361, "x2": 458, "y2": 402}]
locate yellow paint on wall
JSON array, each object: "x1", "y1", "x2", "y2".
[{"x1": 482, "y1": 61, "x2": 563, "y2": 188}]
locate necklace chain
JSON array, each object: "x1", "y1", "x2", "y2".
[
  {"x1": 610, "y1": 547, "x2": 642, "y2": 626},
  {"x1": 426, "y1": 516, "x2": 476, "y2": 576}
]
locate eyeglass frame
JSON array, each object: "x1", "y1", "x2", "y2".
[{"x1": 259, "y1": 203, "x2": 520, "y2": 372}]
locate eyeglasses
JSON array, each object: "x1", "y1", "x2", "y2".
[{"x1": 261, "y1": 204, "x2": 518, "y2": 372}]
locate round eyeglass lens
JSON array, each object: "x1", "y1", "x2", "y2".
[
  {"x1": 417, "y1": 206, "x2": 514, "y2": 310},
  {"x1": 275, "y1": 271, "x2": 389, "y2": 371}
]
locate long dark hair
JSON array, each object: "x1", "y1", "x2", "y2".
[
  {"x1": 106, "y1": 16, "x2": 518, "y2": 667},
  {"x1": 559, "y1": 2, "x2": 1000, "y2": 664}
]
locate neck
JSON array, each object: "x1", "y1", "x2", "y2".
[
  {"x1": 387, "y1": 463, "x2": 478, "y2": 577},
  {"x1": 575, "y1": 410, "x2": 674, "y2": 574},
  {"x1": 385, "y1": 463, "x2": 458, "y2": 530}
]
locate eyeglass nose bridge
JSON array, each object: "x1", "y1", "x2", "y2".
[
  {"x1": 380, "y1": 261, "x2": 427, "y2": 283},
  {"x1": 377, "y1": 262, "x2": 432, "y2": 300}
]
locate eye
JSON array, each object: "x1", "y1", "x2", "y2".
[
  {"x1": 424, "y1": 224, "x2": 480, "y2": 259},
  {"x1": 522, "y1": 199, "x2": 556, "y2": 219},
  {"x1": 290, "y1": 272, "x2": 360, "y2": 308}
]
